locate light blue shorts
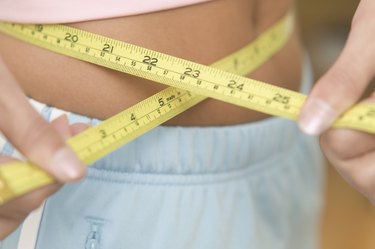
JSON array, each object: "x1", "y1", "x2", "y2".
[{"x1": 1, "y1": 59, "x2": 324, "y2": 249}]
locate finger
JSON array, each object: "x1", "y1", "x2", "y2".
[
  {"x1": 50, "y1": 114, "x2": 72, "y2": 139},
  {"x1": 0, "y1": 182, "x2": 60, "y2": 220},
  {"x1": 321, "y1": 97, "x2": 375, "y2": 160},
  {"x1": 328, "y1": 150, "x2": 375, "y2": 203},
  {"x1": 320, "y1": 93, "x2": 375, "y2": 203},
  {"x1": 0, "y1": 156, "x2": 60, "y2": 239},
  {"x1": 0, "y1": 157, "x2": 61, "y2": 218},
  {"x1": 0, "y1": 179, "x2": 60, "y2": 240},
  {"x1": 51, "y1": 115, "x2": 90, "y2": 137},
  {"x1": 0, "y1": 58, "x2": 86, "y2": 182},
  {"x1": 322, "y1": 129, "x2": 375, "y2": 160},
  {"x1": 0, "y1": 155, "x2": 16, "y2": 164},
  {"x1": 0, "y1": 215, "x2": 24, "y2": 239},
  {"x1": 70, "y1": 123, "x2": 90, "y2": 136},
  {"x1": 299, "y1": 5, "x2": 375, "y2": 135}
]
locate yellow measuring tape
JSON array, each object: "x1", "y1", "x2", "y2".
[{"x1": 0, "y1": 11, "x2": 374, "y2": 204}]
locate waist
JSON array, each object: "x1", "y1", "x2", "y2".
[
  {"x1": 0, "y1": 0, "x2": 302, "y2": 126},
  {"x1": 0, "y1": 56, "x2": 314, "y2": 174}
]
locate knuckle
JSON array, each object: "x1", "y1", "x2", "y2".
[
  {"x1": 321, "y1": 131, "x2": 352, "y2": 158},
  {"x1": 19, "y1": 116, "x2": 64, "y2": 159}
]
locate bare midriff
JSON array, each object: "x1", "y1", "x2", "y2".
[{"x1": 0, "y1": 0, "x2": 303, "y2": 126}]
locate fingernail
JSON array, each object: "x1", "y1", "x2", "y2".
[
  {"x1": 299, "y1": 99, "x2": 337, "y2": 135},
  {"x1": 50, "y1": 147, "x2": 86, "y2": 182}
]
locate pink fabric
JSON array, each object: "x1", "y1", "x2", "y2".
[{"x1": 0, "y1": 0, "x2": 211, "y2": 23}]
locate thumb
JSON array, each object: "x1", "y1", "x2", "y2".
[{"x1": 299, "y1": 18, "x2": 375, "y2": 135}]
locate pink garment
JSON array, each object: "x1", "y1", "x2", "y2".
[{"x1": 0, "y1": 0, "x2": 211, "y2": 23}]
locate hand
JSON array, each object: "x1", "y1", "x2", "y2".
[
  {"x1": 299, "y1": 0, "x2": 375, "y2": 202},
  {"x1": 0, "y1": 115, "x2": 89, "y2": 239},
  {"x1": 0, "y1": 57, "x2": 87, "y2": 238}
]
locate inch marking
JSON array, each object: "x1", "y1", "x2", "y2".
[{"x1": 0, "y1": 11, "x2": 374, "y2": 204}]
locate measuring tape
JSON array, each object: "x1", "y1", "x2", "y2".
[{"x1": 0, "y1": 10, "x2": 374, "y2": 204}]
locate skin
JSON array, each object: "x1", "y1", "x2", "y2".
[
  {"x1": 0, "y1": 0, "x2": 302, "y2": 125},
  {"x1": 299, "y1": 0, "x2": 375, "y2": 203},
  {"x1": 0, "y1": 0, "x2": 374, "y2": 240},
  {"x1": 0, "y1": 115, "x2": 88, "y2": 238},
  {"x1": 0, "y1": 0, "x2": 300, "y2": 238}
]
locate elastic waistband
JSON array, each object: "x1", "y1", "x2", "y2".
[{"x1": 92, "y1": 118, "x2": 301, "y2": 175}]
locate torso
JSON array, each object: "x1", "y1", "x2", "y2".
[{"x1": 0, "y1": 0, "x2": 302, "y2": 126}]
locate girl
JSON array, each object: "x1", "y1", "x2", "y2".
[{"x1": 0, "y1": 0, "x2": 374, "y2": 248}]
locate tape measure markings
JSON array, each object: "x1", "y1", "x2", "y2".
[
  {"x1": 0, "y1": 10, "x2": 374, "y2": 204},
  {"x1": 70, "y1": 89, "x2": 204, "y2": 164},
  {"x1": 0, "y1": 14, "x2": 302, "y2": 121}
]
